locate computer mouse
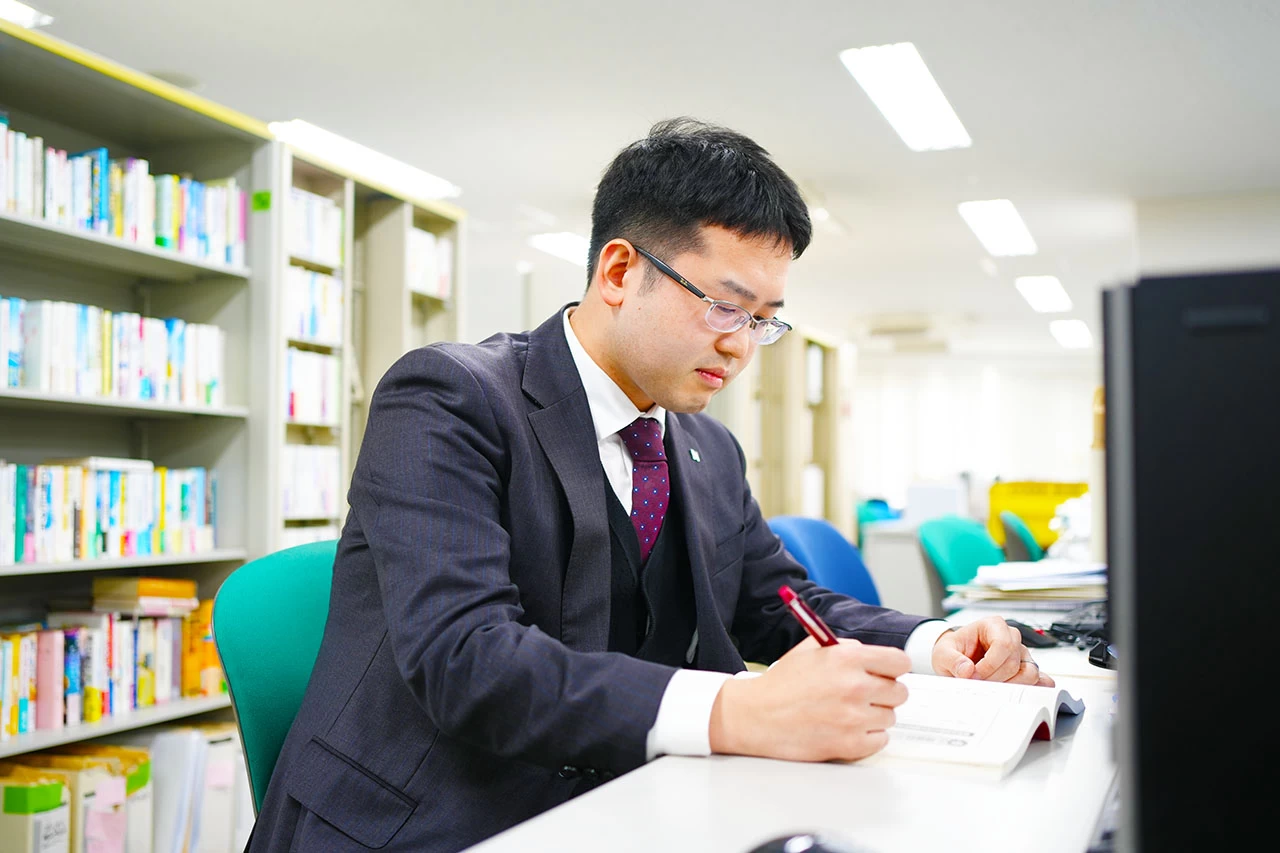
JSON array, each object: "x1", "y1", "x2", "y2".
[
  {"x1": 745, "y1": 832, "x2": 877, "y2": 853},
  {"x1": 1005, "y1": 618, "x2": 1059, "y2": 648}
]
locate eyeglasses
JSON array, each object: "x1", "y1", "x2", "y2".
[{"x1": 632, "y1": 245, "x2": 792, "y2": 346}]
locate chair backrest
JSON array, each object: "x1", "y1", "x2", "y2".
[
  {"x1": 767, "y1": 515, "x2": 881, "y2": 606},
  {"x1": 917, "y1": 515, "x2": 1005, "y2": 589},
  {"x1": 212, "y1": 539, "x2": 337, "y2": 814},
  {"x1": 999, "y1": 510, "x2": 1045, "y2": 562}
]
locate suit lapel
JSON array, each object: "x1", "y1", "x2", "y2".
[{"x1": 524, "y1": 308, "x2": 611, "y2": 651}]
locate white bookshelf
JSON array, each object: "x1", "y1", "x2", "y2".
[
  {"x1": 349, "y1": 192, "x2": 465, "y2": 457},
  {"x1": 0, "y1": 22, "x2": 270, "y2": 758}
]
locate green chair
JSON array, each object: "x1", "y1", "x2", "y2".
[
  {"x1": 212, "y1": 539, "x2": 337, "y2": 814},
  {"x1": 999, "y1": 510, "x2": 1045, "y2": 562},
  {"x1": 917, "y1": 515, "x2": 1005, "y2": 591}
]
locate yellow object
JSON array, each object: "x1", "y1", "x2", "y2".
[{"x1": 987, "y1": 481, "x2": 1088, "y2": 548}]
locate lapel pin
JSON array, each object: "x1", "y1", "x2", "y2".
[{"x1": 689, "y1": 448, "x2": 701, "y2": 462}]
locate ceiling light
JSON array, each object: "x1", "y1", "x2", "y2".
[
  {"x1": 528, "y1": 232, "x2": 589, "y2": 267},
  {"x1": 1015, "y1": 276, "x2": 1073, "y2": 313},
  {"x1": 1050, "y1": 319, "x2": 1093, "y2": 349},
  {"x1": 809, "y1": 206, "x2": 831, "y2": 222},
  {"x1": 838, "y1": 42, "x2": 972, "y2": 152},
  {"x1": 958, "y1": 199, "x2": 1038, "y2": 256},
  {"x1": 268, "y1": 120, "x2": 461, "y2": 200},
  {"x1": 0, "y1": 0, "x2": 53, "y2": 28}
]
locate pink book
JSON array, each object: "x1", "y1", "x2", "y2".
[{"x1": 35, "y1": 629, "x2": 64, "y2": 730}]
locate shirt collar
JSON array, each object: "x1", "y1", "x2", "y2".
[{"x1": 562, "y1": 307, "x2": 667, "y2": 443}]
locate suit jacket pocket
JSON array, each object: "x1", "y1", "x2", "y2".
[
  {"x1": 709, "y1": 526, "x2": 746, "y2": 578},
  {"x1": 287, "y1": 737, "x2": 417, "y2": 849}
]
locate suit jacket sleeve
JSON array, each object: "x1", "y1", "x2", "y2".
[
  {"x1": 348, "y1": 347, "x2": 676, "y2": 774},
  {"x1": 726, "y1": 439, "x2": 932, "y2": 664}
]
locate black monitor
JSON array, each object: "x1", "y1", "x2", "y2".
[{"x1": 1103, "y1": 267, "x2": 1280, "y2": 852}]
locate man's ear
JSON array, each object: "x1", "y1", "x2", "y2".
[{"x1": 593, "y1": 240, "x2": 638, "y2": 308}]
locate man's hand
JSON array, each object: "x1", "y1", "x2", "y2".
[
  {"x1": 708, "y1": 637, "x2": 910, "y2": 762},
  {"x1": 931, "y1": 616, "x2": 1055, "y2": 687}
]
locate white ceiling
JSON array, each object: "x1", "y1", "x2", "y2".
[{"x1": 34, "y1": 0, "x2": 1280, "y2": 354}]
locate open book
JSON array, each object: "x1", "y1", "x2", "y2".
[{"x1": 860, "y1": 673, "x2": 1085, "y2": 779}]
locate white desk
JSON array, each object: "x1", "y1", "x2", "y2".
[{"x1": 466, "y1": 624, "x2": 1117, "y2": 853}]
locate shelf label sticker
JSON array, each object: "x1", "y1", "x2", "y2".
[{"x1": 251, "y1": 191, "x2": 272, "y2": 212}]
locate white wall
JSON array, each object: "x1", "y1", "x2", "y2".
[
  {"x1": 1136, "y1": 191, "x2": 1280, "y2": 275},
  {"x1": 851, "y1": 352, "x2": 1100, "y2": 510}
]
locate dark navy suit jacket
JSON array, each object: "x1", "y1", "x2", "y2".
[{"x1": 247, "y1": 308, "x2": 931, "y2": 852}]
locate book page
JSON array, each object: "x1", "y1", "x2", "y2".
[{"x1": 858, "y1": 674, "x2": 1085, "y2": 778}]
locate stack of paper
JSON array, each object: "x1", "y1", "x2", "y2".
[{"x1": 944, "y1": 560, "x2": 1107, "y2": 610}]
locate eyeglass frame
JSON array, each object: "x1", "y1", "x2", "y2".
[{"x1": 630, "y1": 244, "x2": 793, "y2": 345}]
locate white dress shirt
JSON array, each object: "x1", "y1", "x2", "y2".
[{"x1": 561, "y1": 309, "x2": 950, "y2": 761}]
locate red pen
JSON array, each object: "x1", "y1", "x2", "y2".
[{"x1": 778, "y1": 585, "x2": 839, "y2": 646}]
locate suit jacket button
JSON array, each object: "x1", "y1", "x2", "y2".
[
  {"x1": 558, "y1": 765, "x2": 580, "y2": 779},
  {"x1": 583, "y1": 768, "x2": 599, "y2": 780}
]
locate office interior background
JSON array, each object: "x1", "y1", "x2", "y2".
[{"x1": 0, "y1": 0, "x2": 1277, "y2": 851}]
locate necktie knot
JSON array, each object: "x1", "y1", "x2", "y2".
[{"x1": 619, "y1": 417, "x2": 665, "y2": 463}]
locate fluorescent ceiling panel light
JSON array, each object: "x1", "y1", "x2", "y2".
[
  {"x1": 1015, "y1": 276, "x2": 1073, "y2": 313},
  {"x1": 958, "y1": 199, "x2": 1038, "y2": 256},
  {"x1": 0, "y1": 0, "x2": 53, "y2": 27},
  {"x1": 1050, "y1": 319, "x2": 1093, "y2": 349},
  {"x1": 268, "y1": 120, "x2": 461, "y2": 200},
  {"x1": 838, "y1": 42, "x2": 972, "y2": 152},
  {"x1": 529, "y1": 232, "x2": 589, "y2": 267}
]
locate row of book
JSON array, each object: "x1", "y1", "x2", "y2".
[
  {"x1": 283, "y1": 266, "x2": 344, "y2": 345},
  {"x1": 288, "y1": 186, "x2": 343, "y2": 268},
  {"x1": 281, "y1": 445, "x2": 342, "y2": 520},
  {"x1": 0, "y1": 458, "x2": 217, "y2": 567},
  {"x1": 1, "y1": 577, "x2": 221, "y2": 742},
  {"x1": 407, "y1": 225, "x2": 455, "y2": 301},
  {"x1": 284, "y1": 347, "x2": 341, "y2": 426},
  {"x1": 0, "y1": 115, "x2": 248, "y2": 269},
  {"x1": 0, "y1": 722, "x2": 252, "y2": 853},
  {"x1": 0, "y1": 295, "x2": 226, "y2": 406}
]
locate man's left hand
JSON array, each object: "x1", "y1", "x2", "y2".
[{"x1": 932, "y1": 616, "x2": 1055, "y2": 687}]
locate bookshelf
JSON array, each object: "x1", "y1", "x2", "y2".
[
  {"x1": 349, "y1": 191, "x2": 465, "y2": 456},
  {"x1": 0, "y1": 20, "x2": 270, "y2": 761},
  {"x1": 720, "y1": 328, "x2": 856, "y2": 540}
]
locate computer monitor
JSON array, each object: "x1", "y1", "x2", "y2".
[{"x1": 1103, "y1": 267, "x2": 1280, "y2": 851}]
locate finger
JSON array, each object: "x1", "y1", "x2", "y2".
[
  {"x1": 865, "y1": 673, "x2": 910, "y2": 709},
  {"x1": 934, "y1": 646, "x2": 977, "y2": 679},
  {"x1": 1007, "y1": 657, "x2": 1042, "y2": 685},
  {"x1": 837, "y1": 643, "x2": 911, "y2": 678},
  {"x1": 862, "y1": 705, "x2": 898, "y2": 733},
  {"x1": 1036, "y1": 670, "x2": 1056, "y2": 687},
  {"x1": 972, "y1": 625, "x2": 1025, "y2": 681}
]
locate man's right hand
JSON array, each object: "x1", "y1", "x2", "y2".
[{"x1": 708, "y1": 638, "x2": 911, "y2": 762}]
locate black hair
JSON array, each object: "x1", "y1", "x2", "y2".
[{"x1": 586, "y1": 117, "x2": 812, "y2": 288}]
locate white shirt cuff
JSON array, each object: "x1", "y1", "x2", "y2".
[
  {"x1": 903, "y1": 620, "x2": 953, "y2": 674},
  {"x1": 644, "y1": 669, "x2": 737, "y2": 760}
]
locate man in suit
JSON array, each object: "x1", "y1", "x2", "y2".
[{"x1": 248, "y1": 118, "x2": 1053, "y2": 852}]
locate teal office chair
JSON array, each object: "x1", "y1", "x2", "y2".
[
  {"x1": 917, "y1": 515, "x2": 1005, "y2": 591},
  {"x1": 999, "y1": 510, "x2": 1045, "y2": 562},
  {"x1": 212, "y1": 539, "x2": 337, "y2": 813},
  {"x1": 768, "y1": 515, "x2": 881, "y2": 605}
]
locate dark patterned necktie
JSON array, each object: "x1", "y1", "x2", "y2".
[{"x1": 618, "y1": 417, "x2": 670, "y2": 562}]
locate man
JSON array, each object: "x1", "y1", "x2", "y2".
[{"x1": 248, "y1": 118, "x2": 1052, "y2": 852}]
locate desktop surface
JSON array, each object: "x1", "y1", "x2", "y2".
[{"x1": 465, "y1": 640, "x2": 1117, "y2": 853}]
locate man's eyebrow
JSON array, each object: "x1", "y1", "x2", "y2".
[{"x1": 718, "y1": 278, "x2": 785, "y2": 310}]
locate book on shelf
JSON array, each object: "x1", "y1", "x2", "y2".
[
  {"x1": 859, "y1": 672, "x2": 1085, "y2": 779},
  {"x1": 0, "y1": 116, "x2": 248, "y2": 265},
  {"x1": 92, "y1": 576, "x2": 198, "y2": 601}
]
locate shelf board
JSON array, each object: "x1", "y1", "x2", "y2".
[
  {"x1": 286, "y1": 337, "x2": 342, "y2": 353},
  {"x1": 0, "y1": 209, "x2": 251, "y2": 282},
  {"x1": 288, "y1": 254, "x2": 341, "y2": 275},
  {"x1": 0, "y1": 548, "x2": 248, "y2": 579},
  {"x1": 285, "y1": 419, "x2": 339, "y2": 430},
  {"x1": 283, "y1": 516, "x2": 339, "y2": 525},
  {"x1": 0, "y1": 388, "x2": 249, "y2": 420},
  {"x1": 0, "y1": 694, "x2": 232, "y2": 759}
]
